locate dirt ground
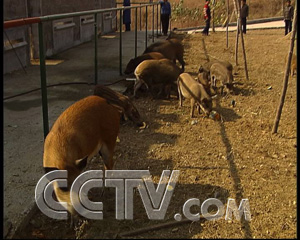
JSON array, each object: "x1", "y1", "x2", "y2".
[{"x1": 16, "y1": 28, "x2": 297, "y2": 239}]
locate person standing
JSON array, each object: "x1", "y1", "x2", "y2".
[
  {"x1": 240, "y1": 0, "x2": 249, "y2": 34},
  {"x1": 160, "y1": 0, "x2": 171, "y2": 36},
  {"x1": 283, "y1": 0, "x2": 294, "y2": 35},
  {"x1": 123, "y1": 0, "x2": 131, "y2": 31},
  {"x1": 202, "y1": 0, "x2": 211, "y2": 36}
]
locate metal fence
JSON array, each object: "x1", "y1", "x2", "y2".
[{"x1": 4, "y1": 2, "x2": 160, "y2": 139}]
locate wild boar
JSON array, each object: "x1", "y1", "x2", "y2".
[
  {"x1": 124, "y1": 52, "x2": 165, "y2": 75},
  {"x1": 43, "y1": 96, "x2": 120, "y2": 217},
  {"x1": 197, "y1": 71, "x2": 215, "y2": 96},
  {"x1": 210, "y1": 62, "x2": 234, "y2": 95},
  {"x1": 143, "y1": 38, "x2": 185, "y2": 71},
  {"x1": 199, "y1": 59, "x2": 233, "y2": 75},
  {"x1": 134, "y1": 59, "x2": 182, "y2": 98},
  {"x1": 177, "y1": 73, "x2": 212, "y2": 118}
]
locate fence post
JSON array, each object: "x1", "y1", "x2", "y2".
[
  {"x1": 159, "y1": 4, "x2": 161, "y2": 34},
  {"x1": 145, "y1": 6, "x2": 148, "y2": 49},
  {"x1": 38, "y1": 22, "x2": 49, "y2": 139},
  {"x1": 226, "y1": 0, "x2": 229, "y2": 48},
  {"x1": 119, "y1": 9, "x2": 123, "y2": 75},
  {"x1": 135, "y1": 7, "x2": 138, "y2": 58},
  {"x1": 235, "y1": 0, "x2": 249, "y2": 80},
  {"x1": 94, "y1": 13, "x2": 98, "y2": 84},
  {"x1": 140, "y1": 4, "x2": 142, "y2": 31},
  {"x1": 152, "y1": 4, "x2": 155, "y2": 42},
  {"x1": 156, "y1": 4, "x2": 159, "y2": 37},
  {"x1": 212, "y1": 0, "x2": 215, "y2": 32}
]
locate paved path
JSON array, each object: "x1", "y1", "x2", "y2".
[{"x1": 187, "y1": 20, "x2": 285, "y2": 34}]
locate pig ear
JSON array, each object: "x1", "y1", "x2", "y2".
[{"x1": 75, "y1": 156, "x2": 88, "y2": 171}]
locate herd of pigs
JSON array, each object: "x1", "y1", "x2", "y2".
[
  {"x1": 125, "y1": 37, "x2": 234, "y2": 118},
  {"x1": 43, "y1": 35, "x2": 236, "y2": 221}
]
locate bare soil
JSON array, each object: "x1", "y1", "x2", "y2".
[{"x1": 17, "y1": 28, "x2": 296, "y2": 239}]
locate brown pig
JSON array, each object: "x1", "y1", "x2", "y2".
[{"x1": 177, "y1": 73, "x2": 212, "y2": 118}]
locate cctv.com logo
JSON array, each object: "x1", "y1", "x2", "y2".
[{"x1": 35, "y1": 170, "x2": 251, "y2": 222}]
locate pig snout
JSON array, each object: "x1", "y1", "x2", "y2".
[{"x1": 127, "y1": 106, "x2": 143, "y2": 127}]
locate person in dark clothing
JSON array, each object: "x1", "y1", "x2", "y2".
[
  {"x1": 160, "y1": 0, "x2": 171, "y2": 36},
  {"x1": 123, "y1": 0, "x2": 131, "y2": 31},
  {"x1": 240, "y1": 0, "x2": 249, "y2": 34},
  {"x1": 283, "y1": 0, "x2": 294, "y2": 35},
  {"x1": 202, "y1": 0, "x2": 211, "y2": 36}
]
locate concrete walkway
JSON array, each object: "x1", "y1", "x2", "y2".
[{"x1": 186, "y1": 20, "x2": 285, "y2": 34}]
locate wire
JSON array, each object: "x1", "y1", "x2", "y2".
[
  {"x1": 4, "y1": 30, "x2": 27, "y2": 74},
  {"x1": 3, "y1": 78, "x2": 127, "y2": 101}
]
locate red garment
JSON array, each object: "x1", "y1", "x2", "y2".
[{"x1": 203, "y1": 2, "x2": 210, "y2": 20}]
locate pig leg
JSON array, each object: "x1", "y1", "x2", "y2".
[
  {"x1": 156, "y1": 83, "x2": 165, "y2": 99},
  {"x1": 133, "y1": 80, "x2": 144, "y2": 97},
  {"x1": 177, "y1": 82, "x2": 183, "y2": 107},
  {"x1": 99, "y1": 142, "x2": 115, "y2": 197},
  {"x1": 190, "y1": 98, "x2": 196, "y2": 118},
  {"x1": 197, "y1": 103, "x2": 201, "y2": 114},
  {"x1": 133, "y1": 78, "x2": 148, "y2": 97},
  {"x1": 177, "y1": 55, "x2": 185, "y2": 72},
  {"x1": 99, "y1": 142, "x2": 115, "y2": 170},
  {"x1": 164, "y1": 84, "x2": 171, "y2": 99},
  {"x1": 197, "y1": 102, "x2": 210, "y2": 117},
  {"x1": 220, "y1": 85, "x2": 224, "y2": 95}
]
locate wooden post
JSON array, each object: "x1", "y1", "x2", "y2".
[
  {"x1": 236, "y1": 0, "x2": 249, "y2": 80},
  {"x1": 212, "y1": 0, "x2": 215, "y2": 32},
  {"x1": 226, "y1": 0, "x2": 229, "y2": 48},
  {"x1": 233, "y1": 0, "x2": 239, "y2": 66},
  {"x1": 235, "y1": 21, "x2": 239, "y2": 66},
  {"x1": 272, "y1": 1, "x2": 297, "y2": 134}
]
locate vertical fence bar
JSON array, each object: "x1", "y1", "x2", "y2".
[
  {"x1": 38, "y1": 22, "x2": 49, "y2": 138},
  {"x1": 145, "y1": 6, "x2": 148, "y2": 49},
  {"x1": 135, "y1": 7, "x2": 138, "y2": 58},
  {"x1": 116, "y1": 10, "x2": 118, "y2": 31},
  {"x1": 159, "y1": 4, "x2": 161, "y2": 34},
  {"x1": 140, "y1": 4, "x2": 142, "y2": 31},
  {"x1": 94, "y1": 13, "x2": 98, "y2": 84},
  {"x1": 119, "y1": 9, "x2": 123, "y2": 75},
  {"x1": 156, "y1": 4, "x2": 159, "y2": 37},
  {"x1": 152, "y1": 4, "x2": 154, "y2": 42}
]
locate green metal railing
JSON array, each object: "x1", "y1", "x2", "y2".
[
  {"x1": 4, "y1": 3, "x2": 159, "y2": 139},
  {"x1": 117, "y1": 2, "x2": 162, "y2": 36}
]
